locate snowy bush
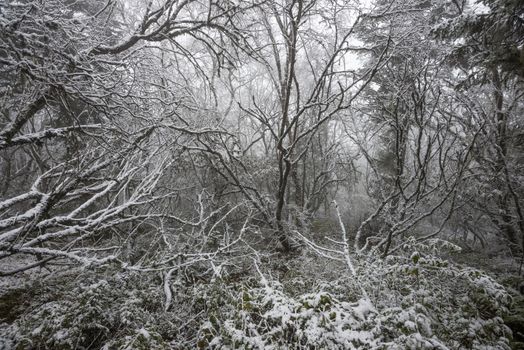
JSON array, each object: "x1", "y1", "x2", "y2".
[
  {"x1": 6, "y1": 273, "x2": 170, "y2": 350},
  {"x1": 193, "y1": 279, "x2": 378, "y2": 349},
  {"x1": 193, "y1": 245, "x2": 512, "y2": 349},
  {"x1": 0, "y1": 241, "x2": 513, "y2": 349}
]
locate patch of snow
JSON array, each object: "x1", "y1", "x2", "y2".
[{"x1": 137, "y1": 327, "x2": 150, "y2": 340}]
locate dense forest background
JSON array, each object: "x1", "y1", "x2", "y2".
[{"x1": 0, "y1": 0, "x2": 523, "y2": 348}]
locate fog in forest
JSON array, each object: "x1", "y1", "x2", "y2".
[{"x1": 0, "y1": 0, "x2": 523, "y2": 348}]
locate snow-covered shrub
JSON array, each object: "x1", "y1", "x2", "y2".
[
  {"x1": 8, "y1": 272, "x2": 170, "y2": 350},
  {"x1": 354, "y1": 240, "x2": 512, "y2": 349},
  {"x1": 1, "y1": 238, "x2": 513, "y2": 349},
  {"x1": 193, "y1": 242, "x2": 512, "y2": 349},
  {"x1": 194, "y1": 279, "x2": 381, "y2": 349},
  {"x1": 194, "y1": 278, "x2": 456, "y2": 349}
]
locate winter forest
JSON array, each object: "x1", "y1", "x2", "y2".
[{"x1": 0, "y1": 0, "x2": 523, "y2": 348}]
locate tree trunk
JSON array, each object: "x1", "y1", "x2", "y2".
[{"x1": 492, "y1": 68, "x2": 519, "y2": 251}]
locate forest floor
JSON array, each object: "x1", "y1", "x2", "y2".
[{"x1": 1, "y1": 241, "x2": 524, "y2": 349}]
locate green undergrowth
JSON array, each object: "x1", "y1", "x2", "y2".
[{"x1": 0, "y1": 240, "x2": 517, "y2": 349}]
